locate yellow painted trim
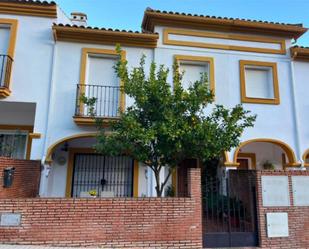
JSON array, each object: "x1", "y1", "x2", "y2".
[
  {"x1": 222, "y1": 151, "x2": 238, "y2": 166},
  {"x1": 73, "y1": 116, "x2": 120, "y2": 126},
  {"x1": 0, "y1": 2, "x2": 57, "y2": 18},
  {"x1": 164, "y1": 28, "x2": 286, "y2": 55},
  {"x1": 290, "y1": 46, "x2": 309, "y2": 61},
  {"x1": 65, "y1": 147, "x2": 96, "y2": 197},
  {"x1": 0, "y1": 87, "x2": 11, "y2": 98},
  {"x1": 240, "y1": 60, "x2": 280, "y2": 105},
  {"x1": 53, "y1": 25, "x2": 158, "y2": 48},
  {"x1": 133, "y1": 160, "x2": 139, "y2": 197},
  {"x1": 29, "y1": 133, "x2": 41, "y2": 139},
  {"x1": 237, "y1": 152, "x2": 257, "y2": 169},
  {"x1": 0, "y1": 19, "x2": 18, "y2": 97},
  {"x1": 233, "y1": 138, "x2": 301, "y2": 167},
  {"x1": 174, "y1": 55, "x2": 215, "y2": 95},
  {"x1": 78, "y1": 48, "x2": 126, "y2": 121},
  {"x1": 0, "y1": 124, "x2": 33, "y2": 160},
  {"x1": 302, "y1": 149, "x2": 309, "y2": 167},
  {"x1": 45, "y1": 133, "x2": 98, "y2": 163},
  {"x1": 0, "y1": 19, "x2": 18, "y2": 58}
]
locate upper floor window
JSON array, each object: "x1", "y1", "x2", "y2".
[
  {"x1": 75, "y1": 48, "x2": 126, "y2": 120},
  {"x1": 240, "y1": 60, "x2": 280, "y2": 105},
  {"x1": 175, "y1": 55, "x2": 215, "y2": 94},
  {"x1": 0, "y1": 19, "x2": 18, "y2": 97}
]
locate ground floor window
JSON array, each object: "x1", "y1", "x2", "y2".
[{"x1": 0, "y1": 131, "x2": 28, "y2": 159}]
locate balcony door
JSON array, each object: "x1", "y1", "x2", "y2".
[
  {"x1": 84, "y1": 54, "x2": 120, "y2": 117},
  {"x1": 0, "y1": 26, "x2": 10, "y2": 87}
]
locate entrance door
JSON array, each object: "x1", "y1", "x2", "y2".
[
  {"x1": 202, "y1": 170, "x2": 259, "y2": 248},
  {"x1": 71, "y1": 153, "x2": 134, "y2": 197},
  {"x1": 237, "y1": 158, "x2": 249, "y2": 170}
]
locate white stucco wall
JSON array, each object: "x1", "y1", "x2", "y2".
[
  {"x1": 293, "y1": 61, "x2": 309, "y2": 161},
  {"x1": 0, "y1": 14, "x2": 57, "y2": 160},
  {"x1": 154, "y1": 25, "x2": 301, "y2": 164},
  {"x1": 240, "y1": 142, "x2": 285, "y2": 170},
  {"x1": 1, "y1": 7, "x2": 308, "y2": 197}
]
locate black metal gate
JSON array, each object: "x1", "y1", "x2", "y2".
[
  {"x1": 71, "y1": 153, "x2": 134, "y2": 197},
  {"x1": 202, "y1": 170, "x2": 259, "y2": 248}
]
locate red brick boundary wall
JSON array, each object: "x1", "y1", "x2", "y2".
[
  {"x1": 0, "y1": 157, "x2": 41, "y2": 198},
  {"x1": 0, "y1": 168, "x2": 202, "y2": 249},
  {"x1": 256, "y1": 170, "x2": 309, "y2": 249}
]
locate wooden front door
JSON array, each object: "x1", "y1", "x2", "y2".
[{"x1": 237, "y1": 158, "x2": 249, "y2": 170}]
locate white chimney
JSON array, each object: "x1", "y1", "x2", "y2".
[{"x1": 70, "y1": 12, "x2": 87, "y2": 26}]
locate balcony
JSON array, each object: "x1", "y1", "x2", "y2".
[
  {"x1": 0, "y1": 54, "x2": 13, "y2": 98},
  {"x1": 73, "y1": 84, "x2": 124, "y2": 125}
]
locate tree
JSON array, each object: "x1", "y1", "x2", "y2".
[{"x1": 85, "y1": 46, "x2": 256, "y2": 197}]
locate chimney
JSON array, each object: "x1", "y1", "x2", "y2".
[{"x1": 70, "y1": 12, "x2": 87, "y2": 26}]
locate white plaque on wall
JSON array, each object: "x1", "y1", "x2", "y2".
[
  {"x1": 0, "y1": 213, "x2": 21, "y2": 226},
  {"x1": 292, "y1": 176, "x2": 309, "y2": 206},
  {"x1": 266, "y1": 212, "x2": 289, "y2": 237},
  {"x1": 261, "y1": 176, "x2": 290, "y2": 207}
]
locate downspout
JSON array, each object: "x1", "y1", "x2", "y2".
[
  {"x1": 39, "y1": 36, "x2": 58, "y2": 196},
  {"x1": 289, "y1": 59, "x2": 303, "y2": 167}
]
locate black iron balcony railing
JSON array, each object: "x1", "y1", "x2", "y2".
[
  {"x1": 0, "y1": 54, "x2": 13, "y2": 88},
  {"x1": 75, "y1": 84, "x2": 122, "y2": 118}
]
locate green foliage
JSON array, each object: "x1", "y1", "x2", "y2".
[
  {"x1": 85, "y1": 45, "x2": 256, "y2": 196},
  {"x1": 80, "y1": 94, "x2": 97, "y2": 116}
]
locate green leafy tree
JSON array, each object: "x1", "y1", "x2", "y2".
[{"x1": 84, "y1": 46, "x2": 256, "y2": 197}]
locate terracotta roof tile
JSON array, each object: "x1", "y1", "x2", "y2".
[
  {"x1": 145, "y1": 8, "x2": 302, "y2": 27},
  {"x1": 54, "y1": 23, "x2": 157, "y2": 35},
  {"x1": 0, "y1": 0, "x2": 56, "y2": 5},
  {"x1": 142, "y1": 8, "x2": 307, "y2": 39}
]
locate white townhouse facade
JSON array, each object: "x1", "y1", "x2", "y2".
[{"x1": 0, "y1": 0, "x2": 308, "y2": 198}]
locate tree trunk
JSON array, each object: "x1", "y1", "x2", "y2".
[
  {"x1": 154, "y1": 169, "x2": 163, "y2": 197},
  {"x1": 153, "y1": 167, "x2": 172, "y2": 197}
]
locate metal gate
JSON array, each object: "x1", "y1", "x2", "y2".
[
  {"x1": 71, "y1": 153, "x2": 134, "y2": 197},
  {"x1": 202, "y1": 170, "x2": 259, "y2": 248}
]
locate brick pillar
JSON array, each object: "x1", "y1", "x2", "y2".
[{"x1": 187, "y1": 168, "x2": 203, "y2": 248}]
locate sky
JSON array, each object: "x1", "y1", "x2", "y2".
[{"x1": 56, "y1": 0, "x2": 309, "y2": 46}]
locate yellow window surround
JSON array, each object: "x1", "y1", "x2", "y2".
[
  {"x1": 164, "y1": 28, "x2": 286, "y2": 55},
  {"x1": 74, "y1": 48, "x2": 126, "y2": 125},
  {"x1": 174, "y1": 55, "x2": 215, "y2": 95},
  {"x1": 0, "y1": 18, "x2": 18, "y2": 98},
  {"x1": 239, "y1": 60, "x2": 280, "y2": 105}
]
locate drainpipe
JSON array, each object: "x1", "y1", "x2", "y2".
[
  {"x1": 289, "y1": 60, "x2": 303, "y2": 167},
  {"x1": 39, "y1": 39, "x2": 58, "y2": 196}
]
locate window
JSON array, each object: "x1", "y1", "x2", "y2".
[
  {"x1": 0, "y1": 131, "x2": 28, "y2": 159},
  {"x1": 174, "y1": 55, "x2": 215, "y2": 93},
  {"x1": 0, "y1": 19, "x2": 18, "y2": 97},
  {"x1": 240, "y1": 60, "x2": 280, "y2": 104},
  {"x1": 77, "y1": 48, "x2": 126, "y2": 119}
]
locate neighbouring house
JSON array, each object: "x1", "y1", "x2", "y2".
[{"x1": 0, "y1": 1, "x2": 309, "y2": 248}]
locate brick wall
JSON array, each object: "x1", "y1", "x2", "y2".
[
  {"x1": 0, "y1": 168, "x2": 202, "y2": 249},
  {"x1": 256, "y1": 170, "x2": 309, "y2": 249},
  {"x1": 0, "y1": 157, "x2": 41, "y2": 198}
]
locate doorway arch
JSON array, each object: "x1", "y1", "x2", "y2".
[{"x1": 233, "y1": 138, "x2": 300, "y2": 167}]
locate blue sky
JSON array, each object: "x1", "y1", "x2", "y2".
[{"x1": 56, "y1": 0, "x2": 309, "y2": 46}]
